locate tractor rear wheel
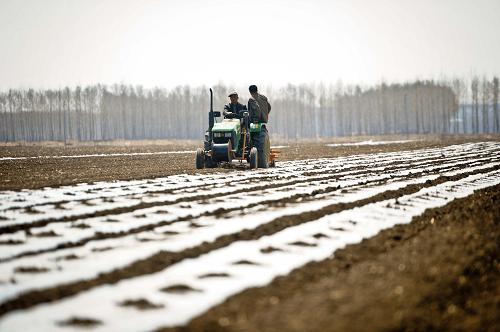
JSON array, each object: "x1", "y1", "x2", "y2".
[
  {"x1": 249, "y1": 147, "x2": 258, "y2": 169},
  {"x1": 195, "y1": 148, "x2": 205, "y2": 169}
]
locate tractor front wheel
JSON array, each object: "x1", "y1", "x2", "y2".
[
  {"x1": 195, "y1": 148, "x2": 205, "y2": 169},
  {"x1": 249, "y1": 147, "x2": 258, "y2": 169}
]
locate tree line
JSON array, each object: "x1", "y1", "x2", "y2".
[{"x1": 0, "y1": 77, "x2": 498, "y2": 142}]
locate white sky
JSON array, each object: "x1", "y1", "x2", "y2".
[{"x1": 0, "y1": 0, "x2": 499, "y2": 90}]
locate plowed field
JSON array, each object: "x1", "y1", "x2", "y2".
[{"x1": 0, "y1": 139, "x2": 499, "y2": 331}]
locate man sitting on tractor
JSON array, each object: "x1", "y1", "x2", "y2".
[
  {"x1": 223, "y1": 91, "x2": 247, "y2": 119},
  {"x1": 248, "y1": 84, "x2": 272, "y2": 168}
]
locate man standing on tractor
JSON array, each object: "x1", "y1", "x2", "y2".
[
  {"x1": 248, "y1": 85, "x2": 271, "y2": 122},
  {"x1": 248, "y1": 84, "x2": 271, "y2": 168},
  {"x1": 223, "y1": 91, "x2": 247, "y2": 119}
]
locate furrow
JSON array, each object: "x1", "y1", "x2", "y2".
[
  {"x1": 1, "y1": 153, "x2": 496, "y2": 261},
  {"x1": 1, "y1": 143, "x2": 497, "y2": 234},
  {"x1": 1, "y1": 168, "x2": 499, "y2": 331},
  {"x1": 1, "y1": 142, "x2": 494, "y2": 215},
  {"x1": 0, "y1": 158, "x2": 498, "y2": 317}
]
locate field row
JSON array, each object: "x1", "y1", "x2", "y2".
[{"x1": 0, "y1": 142, "x2": 499, "y2": 331}]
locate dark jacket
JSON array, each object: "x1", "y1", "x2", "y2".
[
  {"x1": 223, "y1": 102, "x2": 247, "y2": 119},
  {"x1": 248, "y1": 94, "x2": 271, "y2": 123}
]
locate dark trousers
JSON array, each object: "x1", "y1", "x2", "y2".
[{"x1": 252, "y1": 125, "x2": 270, "y2": 167}]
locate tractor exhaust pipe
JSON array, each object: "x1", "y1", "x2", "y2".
[{"x1": 209, "y1": 88, "x2": 214, "y2": 132}]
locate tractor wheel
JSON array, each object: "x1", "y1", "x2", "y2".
[
  {"x1": 195, "y1": 148, "x2": 205, "y2": 169},
  {"x1": 249, "y1": 147, "x2": 258, "y2": 169}
]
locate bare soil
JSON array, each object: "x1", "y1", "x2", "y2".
[
  {"x1": 3, "y1": 163, "x2": 496, "y2": 317},
  {"x1": 161, "y1": 183, "x2": 500, "y2": 332},
  {"x1": 1, "y1": 135, "x2": 498, "y2": 191},
  {"x1": 0, "y1": 135, "x2": 499, "y2": 331}
]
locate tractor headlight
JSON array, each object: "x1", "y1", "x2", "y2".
[{"x1": 213, "y1": 132, "x2": 231, "y2": 138}]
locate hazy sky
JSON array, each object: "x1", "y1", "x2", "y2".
[{"x1": 0, "y1": 0, "x2": 499, "y2": 90}]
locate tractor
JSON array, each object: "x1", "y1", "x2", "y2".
[{"x1": 195, "y1": 88, "x2": 277, "y2": 169}]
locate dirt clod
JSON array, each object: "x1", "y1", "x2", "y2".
[
  {"x1": 160, "y1": 284, "x2": 200, "y2": 294},
  {"x1": 14, "y1": 266, "x2": 49, "y2": 274},
  {"x1": 118, "y1": 298, "x2": 164, "y2": 310},
  {"x1": 260, "y1": 246, "x2": 284, "y2": 254},
  {"x1": 198, "y1": 273, "x2": 231, "y2": 279},
  {"x1": 58, "y1": 317, "x2": 102, "y2": 327}
]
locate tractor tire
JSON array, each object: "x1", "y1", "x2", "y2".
[
  {"x1": 258, "y1": 131, "x2": 270, "y2": 168},
  {"x1": 195, "y1": 148, "x2": 205, "y2": 169},
  {"x1": 249, "y1": 147, "x2": 258, "y2": 169}
]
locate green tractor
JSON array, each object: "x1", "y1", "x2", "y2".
[{"x1": 195, "y1": 88, "x2": 276, "y2": 169}]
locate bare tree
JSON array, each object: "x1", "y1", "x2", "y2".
[
  {"x1": 0, "y1": 80, "x2": 460, "y2": 142},
  {"x1": 480, "y1": 78, "x2": 490, "y2": 133},
  {"x1": 493, "y1": 76, "x2": 499, "y2": 133},
  {"x1": 471, "y1": 77, "x2": 479, "y2": 134}
]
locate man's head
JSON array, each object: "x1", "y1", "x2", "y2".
[
  {"x1": 228, "y1": 92, "x2": 238, "y2": 104},
  {"x1": 249, "y1": 85, "x2": 258, "y2": 98}
]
